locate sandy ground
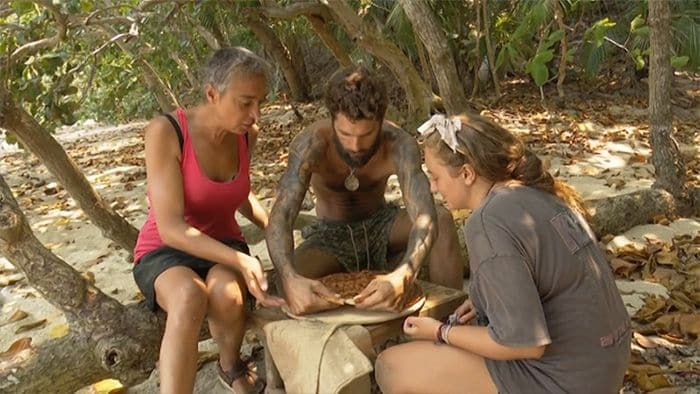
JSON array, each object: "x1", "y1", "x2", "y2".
[{"x1": 0, "y1": 102, "x2": 698, "y2": 393}]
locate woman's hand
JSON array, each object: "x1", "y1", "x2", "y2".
[
  {"x1": 236, "y1": 254, "x2": 286, "y2": 307},
  {"x1": 454, "y1": 299, "x2": 477, "y2": 324},
  {"x1": 403, "y1": 316, "x2": 441, "y2": 341}
]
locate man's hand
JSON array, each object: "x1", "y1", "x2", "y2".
[
  {"x1": 237, "y1": 254, "x2": 286, "y2": 307},
  {"x1": 283, "y1": 274, "x2": 344, "y2": 315},
  {"x1": 403, "y1": 316, "x2": 441, "y2": 341},
  {"x1": 354, "y1": 266, "x2": 414, "y2": 311}
]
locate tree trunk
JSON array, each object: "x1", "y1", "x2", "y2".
[
  {"x1": 399, "y1": 0, "x2": 469, "y2": 116},
  {"x1": 323, "y1": 0, "x2": 432, "y2": 128},
  {"x1": 0, "y1": 173, "x2": 160, "y2": 393},
  {"x1": 305, "y1": 14, "x2": 352, "y2": 67},
  {"x1": 0, "y1": 86, "x2": 138, "y2": 252},
  {"x1": 243, "y1": 14, "x2": 309, "y2": 101},
  {"x1": 282, "y1": 31, "x2": 311, "y2": 97},
  {"x1": 415, "y1": 30, "x2": 436, "y2": 92},
  {"x1": 471, "y1": 0, "x2": 482, "y2": 98},
  {"x1": 648, "y1": 0, "x2": 687, "y2": 199},
  {"x1": 481, "y1": 0, "x2": 501, "y2": 97},
  {"x1": 554, "y1": 1, "x2": 568, "y2": 99},
  {"x1": 256, "y1": 0, "x2": 353, "y2": 67}
]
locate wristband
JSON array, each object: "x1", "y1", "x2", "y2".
[
  {"x1": 435, "y1": 323, "x2": 448, "y2": 345},
  {"x1": 440, "y1": 323, "x2": 453, "y2": 345}
]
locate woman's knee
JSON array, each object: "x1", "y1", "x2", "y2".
[
  {"x1": 163, "y1": 279, "x2": 209, "y2": 321},
  {"x1": 375, "y1": 348, "x2": 410, "y2": 394},
  {"x1": 207, "y1": 266, "x2": 246, "y2": 308}
]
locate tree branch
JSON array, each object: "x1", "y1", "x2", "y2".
[
  {"x1": 10, "y1": 0, "x2": 67, "y2": 62},
  {"x1": 258, "y1": 0, "x2": 332, "y2": 21}
]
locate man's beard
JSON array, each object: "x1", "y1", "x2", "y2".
[{"x1": 333, "y1": 130, "x2": 382, "y2": 168}]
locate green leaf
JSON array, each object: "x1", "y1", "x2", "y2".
[
  {"x1": 10, "y1": 1, "x2": 35, "y2": 16},
  {"x1": 586, "y1": 17, "x2": 617, "y2": 48},
  {"x1": 495, "y1": 46, "x2": 509, "y2": 71},
  {"x1": 526, "y1": 61, "x2": 549, "y2": 86},
  {"x1": 634, "y1": 26, "x2": 650, "y2": 38},
  {"x1": 80, "y1": 1, "x2": 95, "y2": 13},
  {"x1": 671, "y1": 55, "x2": 689, "y2": 68},
  {"x1": 547, "y1": 30, "x2": 565, "y2": 44},
  {"x1": 533, "y1": 49, "x2": 555, "y2": 65},
  {"x1": 507, "y1": 45, "x2": 520, "y2": 63},
  {"x1": 630, "y1": 15, "x2": 646, "y2": 32},
  {"x1": 531, "y1": 2, "x2": 547, "y2": 26}
]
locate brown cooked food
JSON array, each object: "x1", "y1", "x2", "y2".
[{"x1": 319, "y1": 270, "x2": 423, "y2": 308}]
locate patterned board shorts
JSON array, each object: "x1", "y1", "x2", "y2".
[{"x1": 300, "y1": 203, "x2": 401, "y2": 273}]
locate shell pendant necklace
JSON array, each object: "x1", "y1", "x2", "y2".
[{"x1": 344, "y1": 167, "x2": 360, "y2": 191}]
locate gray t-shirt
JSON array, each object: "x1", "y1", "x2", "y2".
[{"x1": 465, "y1": 185, "x2": 630, "y2": 394}]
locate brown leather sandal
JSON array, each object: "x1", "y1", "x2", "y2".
[{"x1": 217, "y1": 358, "x2": 265, "y2": 394}]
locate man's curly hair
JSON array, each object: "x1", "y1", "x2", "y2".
[{"x1": 324, "y1": 65, "x2": 388, "y2": 122}]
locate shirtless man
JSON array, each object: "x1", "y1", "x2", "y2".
[{"x1": 266, "y1": 65, "x2": 463, "y2": 315}]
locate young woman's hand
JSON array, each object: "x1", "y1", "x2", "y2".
[
  {"x1": 237, "y1": 254, "x2": 286, "y2": 307},
  {"x1": 454, "y1": 299, "x2": 477, "y2": 324},
  {"x1": 403, "y1": 316, "x2": 441, "y2": 341}
]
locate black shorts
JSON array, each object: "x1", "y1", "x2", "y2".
[{"x1": 133, "y1": 239, "x2": 249, "y2": 311}]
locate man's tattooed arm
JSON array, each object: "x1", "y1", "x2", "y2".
[
  {"x1": 389, "y1": 126, "x2": 438, "y2": 277},
  {"x1": 265, "y1": 129, "x2": 322, "y2": 280}
]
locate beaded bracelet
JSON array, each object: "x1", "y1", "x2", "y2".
[
  {"x1": 440, "y1": 323, "x2": 453, "y2": 345},
  {"x1": 435, "y1": 313, "x2": 459, "y2": 345},
  {"x1": 435, "y1": 323, "x2": 448, "y2": 345}
]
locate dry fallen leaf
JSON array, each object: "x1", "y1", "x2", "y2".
[
  {"x1": 90, "y1": 378, "x2": 125, "y2": 394},
  {"x1": 633, "y1": 332, "x2": 658, "y2": 349},
  {"x1": 634, "y1": 371, "x2": 671, "y2": 391},
  {"x1": 83, "y1": 271, "x2": 96, "y2": 285},
  {"x1": 0, "y1": 337, "x2": 32, "y2": 358},
  {"x1": 656, "y1": 250, "x2": 679, "y2": 267},
  {"x1": 678, "y1": 314, "x2": 700, "y2": 338},
  {"x1": 0, "y1": 272, "x2": 25, "y2": 287},
  {"x1": 0, "y1": 309, "x2": 28, "y2": 326},
  {"x1": 48, "y1": 323, "x2": 70, "y2": 338},
  {"x1": 131, "y1": 292, "x2": 145, "y2": 301},
  {"x1": 610, "y1": 257, "x2": 638, "y2": 276},
  {"x1": 634, "y1": 295, "x2": 668, "y2": 323},
  {"x1": 15, "y1": 319, "x2": 47, "y2": 334}
]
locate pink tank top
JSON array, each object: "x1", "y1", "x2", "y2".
[{"x1": 133, "y1": 108, "x2": 250, "y2": 263}]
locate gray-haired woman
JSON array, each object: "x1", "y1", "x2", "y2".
[{"x1": 132, "y1": 47, "x2": 285, "y2": 394}]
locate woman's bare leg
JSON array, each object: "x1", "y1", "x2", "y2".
[
  {"x1": 206, "y1": 264, "x2": 256, "y2": 391},
  {"x1": 154, "y1": 266, "x2": 209, "y2": 394},
  {"x1": 375, "y1": 340, "x2": 498, "y2": 394}
]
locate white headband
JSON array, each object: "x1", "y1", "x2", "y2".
[{"x1": 417, "y1": 114, "x2": 462, "y2": 154}]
